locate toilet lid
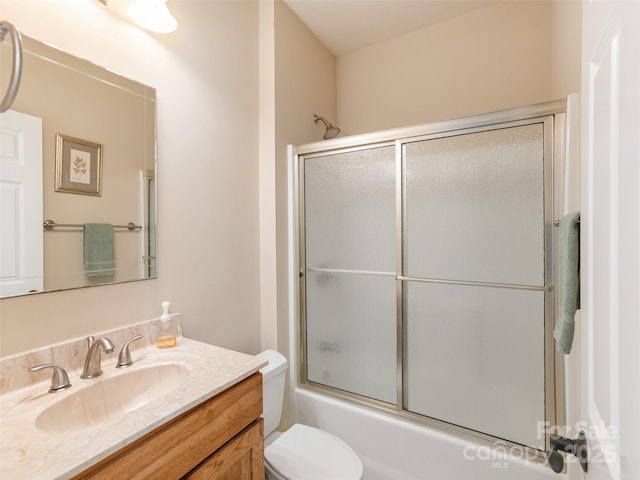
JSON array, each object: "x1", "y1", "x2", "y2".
[{"x1": 265, "y1": 424, "x2": 363, "y2": 480}]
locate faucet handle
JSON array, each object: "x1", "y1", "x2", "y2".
[
  {"x1": 28, "y1": 364, "x2": 72, "y2": 393},
  {"x1": 116, "y1": 334, "x2": 143, "y2": 368}
]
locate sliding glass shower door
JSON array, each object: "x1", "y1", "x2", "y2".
[
  {"x1": 303, "y1": 146, "x2": 397, "y2": 404},
  {"x1": 299, "y1": 109, "x2": 558, "y2": 452},
  {"x1": 402, "y1": 124, "x2": 549, "y2": 450}
]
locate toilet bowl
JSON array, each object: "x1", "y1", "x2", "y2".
[
  {"x1": 264, "y1": 424, "x2": 362, "y2": 480},
  {"x1": 259, "y1": 350, "x2": 363, "y2": 480}
]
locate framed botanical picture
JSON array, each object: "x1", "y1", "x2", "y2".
[{"x1": 55, "y1": 134, "x2": 103, "y2": 196}]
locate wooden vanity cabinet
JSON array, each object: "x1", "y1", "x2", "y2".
[
  {"x1": 73, "y1": 373, "x2": 264, "y2": 480},
  {"x1": 184, "y1": 420, "x2": 263, "y2": 479}
]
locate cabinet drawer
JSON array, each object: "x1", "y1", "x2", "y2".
[
  {"x1": 185, "y1": 419, "x2": 264, "y2": 480},
  {"x1": 74, "y1": 372, "x2": 262, "y2": 480}
]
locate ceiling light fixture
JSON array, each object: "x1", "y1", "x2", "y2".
[{"x1": 128, "y1": 0, "x2": 177, "y2": 34}]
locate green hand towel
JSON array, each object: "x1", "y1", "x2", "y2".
[
  {"x1": 84, "y1": 223, "x2": 115, "y2": 277},
  {"x1": 554, "y1": 212, "x2": 580, "y2": 354}
]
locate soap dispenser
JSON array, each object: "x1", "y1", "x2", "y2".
[{"x1": 156, "y1": 301, "x2": 177, "y2": 348}]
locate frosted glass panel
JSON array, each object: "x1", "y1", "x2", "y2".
[
  {"x1": 306, "y1": 272, "x2": 396, "y2": 404},
  {"x1": 305, "y1": 147, "x2": 395, "y2": 272},
  {"x1": 405, "y1": 282, "x2": 545, "y2": 449},
  {"x1": 301, "y1": 114, "x2": 555, "y2": 451},
  {"x1": 404, "y1": 125, "x2": 544, "y2": 285}
]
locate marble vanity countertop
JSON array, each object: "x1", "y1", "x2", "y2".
[{"x1": 0, "y1": 338, "x2": 267, "y2": 479}]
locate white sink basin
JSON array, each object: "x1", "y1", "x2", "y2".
[{"x1": 36, "y1": 363, "x2": 189, "y2": 432}]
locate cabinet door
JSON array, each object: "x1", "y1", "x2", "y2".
[{"x1": 186, "y1": 420, "x2": 264, "y2": 480}]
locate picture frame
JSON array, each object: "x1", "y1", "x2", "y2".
[{"x1": 55, "y1": 134, "x2": 103, "y2": 196}]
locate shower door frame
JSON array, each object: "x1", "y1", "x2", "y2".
[{"x1": 293, "y1": 100, "x2": 568, "y2": 459}]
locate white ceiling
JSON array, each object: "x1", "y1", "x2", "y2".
[{"x1": 282, "y1": 0, "x2": 499, "y2": 56}]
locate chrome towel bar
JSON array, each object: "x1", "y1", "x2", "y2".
[
  {"x1": 554, "y1": 219, "x2": 581, "y2": 227},
  {"x1": 43, "y1": 220, "x2": 141, "y2": 231}
]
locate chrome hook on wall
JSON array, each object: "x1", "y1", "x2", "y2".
[
  {"x1": 546, "y1": 431, "x2": 589, "y2": 474},
  {"x1": 0, "y1": 20, "x2": 23, "y2": 113}
]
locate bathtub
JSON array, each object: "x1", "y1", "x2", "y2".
[{"x1": 294, "y1": 388, "x2": 563, "y2": 480}]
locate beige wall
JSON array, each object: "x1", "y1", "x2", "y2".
[
  {"x1": 551, "y1": 0, "x2": 582, "y2": 99},
  {"x1": 336, "y1": 1, "x2": 554, "y2": 134},
  {"x1": 0, "y1": 0, "x2": 261, "y2": 356}
]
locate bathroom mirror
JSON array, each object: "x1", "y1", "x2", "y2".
[{"x1": 0, "y1": 34, "x2": 157, "y2": 298}]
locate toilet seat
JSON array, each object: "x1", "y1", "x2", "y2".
[{"x1": 264, "y1": 424, "x2": 363, "y2": 480}]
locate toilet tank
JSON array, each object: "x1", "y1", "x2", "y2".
[{"x1": 259, "y1": 349, "x2": 288, "y2": 437}]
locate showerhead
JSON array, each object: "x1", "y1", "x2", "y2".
[
  {"x1": 313, "y1": 114, "x2": 341, "y2": 140},
  {"x1": 324, "y1": 125, "x2": 341, "y2": 140}
]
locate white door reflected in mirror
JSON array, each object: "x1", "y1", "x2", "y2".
[{"x1": 0, "y1": 109, "x2": 43, "y2": 296}]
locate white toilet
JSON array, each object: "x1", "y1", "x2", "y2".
[{"x1": 259, "y1": 349, "x2": 363, "y2": 480}]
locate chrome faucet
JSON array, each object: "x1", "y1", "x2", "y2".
[{"x1": 80, "y1": 336, "x2": 115, "y2": 379}]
